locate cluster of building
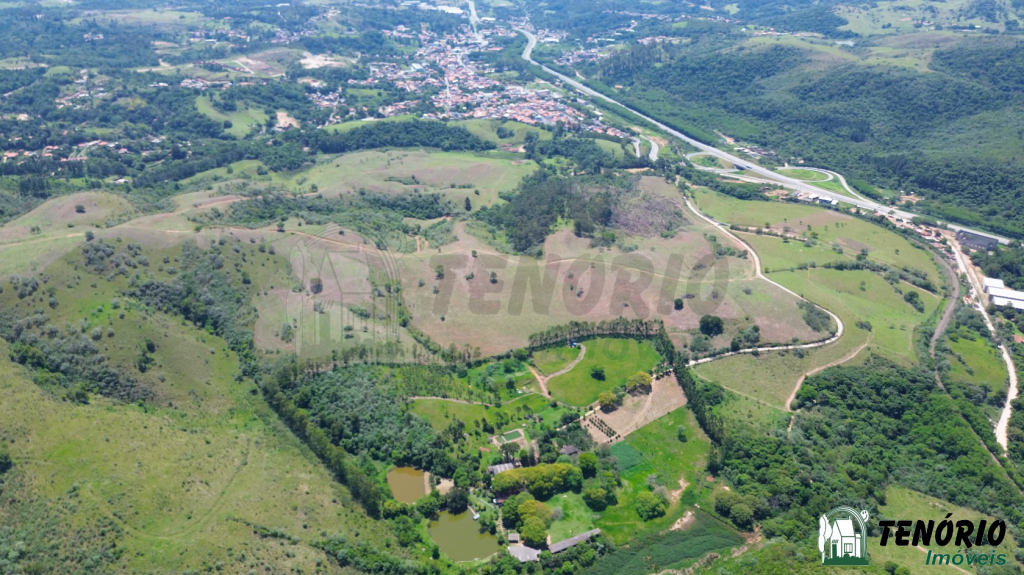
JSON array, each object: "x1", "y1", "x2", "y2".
[
  {"x1": 180, "y1": 77, "x2": 233, "y2": 90},
  {"x1": 398, "y1": 0, "x2": 464, "y2": 14},
  {"x1": 554, "y1": 48, "x2": 609, "y2": 66},
  {"x1": 982, "y1": 277, "x2": 1024, "y2": 310},
  {"x1": 636, "y1": 36, "x2": 678, "y2": 45}
]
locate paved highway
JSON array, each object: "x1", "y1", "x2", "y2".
[{"x1": 517, "y1": 28, "x2": 1008, "y2": 244}]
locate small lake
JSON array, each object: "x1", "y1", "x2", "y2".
[
  {"x1": 428, "y1": 511, "x2": 499, "y2": 562},
  {"x1": 386, "y1": 467, "x2": 426, "y2": 504}
]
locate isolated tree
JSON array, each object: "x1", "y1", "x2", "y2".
[
  {"x1": 75, "y1": 204, "x2": 85, "y2": 214},
  {"x1": 465, "y1": 197, "x2": 472, "y2": 211},
  {"x1": 490, "y1": 271, "x2": 498, "y2": 284},
  {"x1": 635, "y1": 491, "x2": 666, "y2": 521},
  {"x1": 520, "y1": 516, "x2": 547, "y2": 547},
  {"x1": 590, "y1": 366, "x2": 605, "y2": 380},
  {"x1": 582, "y1": 486, "x2": 608, "y2": 510},
  {"x1": 435, "y1": 265, "x2": 444, "y2": 280},
  {"x1": 673, "y1": 297, "x2": 684, "y2": 311},
  {"x1": 578, "y1": 452, "x2": 598, "y2": 477},
  {"x1": 598, "y1": 392, "x2": 615, "y2": 410},
  {"x1": 500, "y1": 442, "x2": 519, "y2": 462},
  {"x1": 0, "y1": 444, "x2": 11, "y2": 474},
  {"x1": 445, "y1": 487, "x2": 469, "y2": 513},
  {"x1": 310, "y1": 277, "x2": 323, "y2": 295},
  {"x1": 626, "y1": 372, "x2": 652, "y2": 392},
  {"x1": 699, "y1": 315, "x2": 724, "y2": 337}
]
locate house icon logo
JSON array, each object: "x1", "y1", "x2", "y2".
[{"x1": 818, "y1": 506, "x2": 870, "y2": 566}]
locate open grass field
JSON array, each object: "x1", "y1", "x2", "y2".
[
  {"x1": 0, "y1": 191, "x2": 139, "y2": 277},
  {"x1": 282, "y1": 150, "x2": 534, "y2": 211},
  {"x1": 0, "y1": 348, "x2": 385, "y2": 574},
  {"x1": 694, "y1": 187, "x2": 941, "y2": 283},
  {"x1": 532, "y1": 345, "x2": 581, "y2": 375},
  {"x1": 594, "y1": 407, "x2": 712, "y2": 543},
  {"x1": 195, "y1": 95, "x2": 269, "y2": 139},
  {"x1": 409, "y1": 395, "x2": 551, "y2": 434},
  {"x1": 944, "y1": 333, "x2": 1009, "y2": 394},
  {"x1": 714, "y1": 389, "x2": 791, "y2": 432},
  {"x1": 777, "y1": 167, "x2": 830, "y2": 182},
  {"x1": 695, "y1": 265, "x2": 939, "y2": 407},
  {"x1": 547, "y1": 338, "x2": 661, "y2": 406},
  {"x1": 623, "y1": 407, "x2": 709, "y2": 495},
  {"x1": 874, "y1": 486, "x2": 1018, "y2": 574},
  {"x1": 0, "y1": 233, "x2": 399, "y2": 572},
  {"x1": 453, "y1": 119, "x2": 552, "y2": 146},
  {"x1": 545, "y1": 491, "x2": 595, "y2": 543},
  {"x1": 399, "y1": 178, "x2": 822, "y2": 356}
]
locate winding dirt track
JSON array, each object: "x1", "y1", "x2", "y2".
[{"x1": 526, "y1": 344, "x2": 586, "y2": 398}]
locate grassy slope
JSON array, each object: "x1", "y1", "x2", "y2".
[
  {"x1": 693, "y1": 188, "x2": 940, "y2": 282},
  {"x1": 691, "y1": 189, "x2": 943, "y2": 406},
  {"x1": 547, "y1": 338, "x2": 661, "y2": 406},
  {"x1": 595, "y1": 408, "x2": 712, "y2": 544},
  {"x1": 532, "y1": 345, "x2": 581, "y2": 375},
  {"x1": 874, "y1": 486, "x2": 1018, "y2": 573},
  {"x1": 195, "y1": 95, "x2": 268, "y2": 139}
]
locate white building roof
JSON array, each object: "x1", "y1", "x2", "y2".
[
  {"x1": 992, "y1": 297, "x2": 1024, "y2": 310},
  {"x1": 988, "y1": 287, "x2": 1024, "y2": 302},
  {"x1": 983, "y1": 277, "x2": 1006, "y2": 290}
]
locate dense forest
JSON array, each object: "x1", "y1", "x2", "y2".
[{"x1": 738, "y1": 358, "x2": 1024, "y2": 540}]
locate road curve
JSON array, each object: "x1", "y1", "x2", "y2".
[
  {"x1": 680, "y1": 196, "x2": 845, "y2": 367},
  {"x1": 516, "y1": 28, "x2": 1008, "y2": 246}
]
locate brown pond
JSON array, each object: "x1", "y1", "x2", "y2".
[{"x1": 386, "y1": 467, "x2": 426, "y2": 504}]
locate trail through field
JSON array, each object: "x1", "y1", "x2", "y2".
[
  {"x1": 680, "y1": 196, "x2": 846, "y2": 362},
  {"x1": 527, "y1": 344, "x2": 586, "y2": 397},
  {"x1": 949, "y1": 242, "x2": 1019, "y2": 453},
  {"x1": 405, "y1": 396, "x2": 509, "y2": 406},
  {"x1": 785, "y1": 339, "x2": 870, "y2": 416}
]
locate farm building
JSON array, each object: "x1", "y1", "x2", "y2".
[
  {"x1": 559, "y1": 445, "x2": 580, "y2": 456},
  {"x1": 957, "y1": 230, "x2": 999, "y2": 251},
  {"x1": 549, "y1": 529, "x2": 601, "y2": 553},
  {"x1": 508, "y1": 544, "x2": 541, "y2": 563},
  {"x1": 487, "y1": 463, "x2": 515, "y2": 475},
  {"x1": 982, "y1": 277, "x2": 1024, "y2": 309}
]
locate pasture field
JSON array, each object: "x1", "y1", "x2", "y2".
[
  {"x1": 288, "y1": 150, "x2": 534, "y2": 210},
  {"x1": 532, "y1": 345, "x2": 581, "y2": 375},
  {"x1": 594, "y1": 408, "x2": 713, "y2": 544},
  {"x1": 695, "y1": 266, "x2": 939, "y2": 407},
  {"x1": 776, "y1": 167, "x2": 829, "y2": 181},
  {"x1": 546, "y1": 338, "x2": 661, "y2": 406},
  {"x1": 545, "y1": 491, "x2": 596, "y2": 543},
  {"x1": 409, "y1": 395, "x2": 551, "y2": 434},
  {"x1": 713, "y1": 389, "x2": 790, "y2": 432},
  {"x1": 0, "y1": 233, "x2": 396, "y2": 572},
  {"x1": 594, "y1": 138, "x2": 626, "y2": 159},
  {"x1": 0, "y1": 350, "x2": 382, "y2": 574},
  {"x1": 623, "y1": 407, "x2": 710, "y2": 497},
  {"x1": 0, "y1": 191, "x2": 139, "y2": 277},
  {"x1": 453, "y1": 119, "x2": 552, "y2": 145},
  {"x1": 944, "y1": 334, "x2": 1009, "y2": 395},
  {"x1": 694, "y1": 188, "x2": 941, "y2": 282},
  {"x1": 875, "y1": 486, "x2": 1018, "y2": 575},
  {"x1": 195, "y1": 95, "x2": 269, "y2": 139},
  {"x1": 323, "y1": 115, "x2": 419, "y2": 133},
  {"x1": 399, "y1": 179, "x2": 822, "y2": 356}
]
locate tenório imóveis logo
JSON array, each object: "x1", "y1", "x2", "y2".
[{"x1": 818, "y1": 506, "x2": 870, "y2": 566}]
